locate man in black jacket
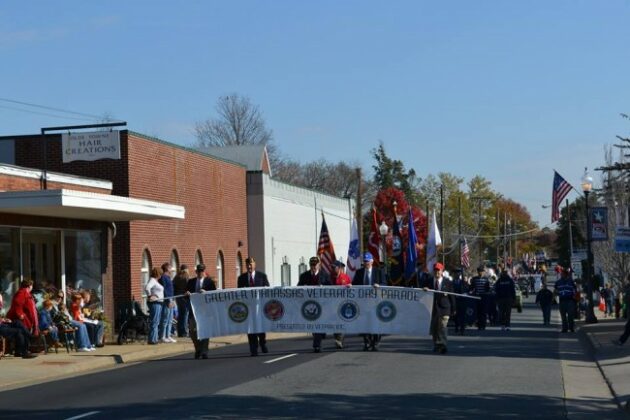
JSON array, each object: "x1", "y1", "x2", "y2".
[
  {"x1": 297, "y1": 256, "x2": 331, "y2": 352},
  {"x1": 237, "y1": 257, "x2": 270, "y2": 356},
  {"x1": 352, "y1": 252, "x2": 386, "y2": 351},
  {"x1": 186, "y1": 264, "x2": 216, "y2": 359},
  {"x1": 421, "y1": 262, "x2": 455, "y2": 354}
]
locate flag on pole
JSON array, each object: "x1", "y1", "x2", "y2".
[
  {"x1": 367, "y1": 207, "x2": 381, "y2": 265},
  {"x1": 346, "y1": 217, "x2": 361, "y2": 281},
  {"x1": 389, "y1": 214, "x2": 404, "y2": 286},
  {"x1": 426, "y1": 210, "x2": 442, "y2": 272},
  {"x1": 405, "y1": 208, "x2": 419, "y2": 281},
  {"x1": 317, "y1": 213, "x2": 337, "y2": 275},
  {"x1": 460, "y1": 236, "x2": 470, "y2": 269},
  {"x1": 552, "y1": 171, "x2": 573, "y2": 223}
]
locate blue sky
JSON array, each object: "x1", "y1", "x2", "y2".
[{"x1": 1, "y1": 1, "x2": 629, "y2": 226}]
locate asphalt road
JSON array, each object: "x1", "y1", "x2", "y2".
[{"x1": 0, "y1": 298, "x2": 604, "y2": 419}]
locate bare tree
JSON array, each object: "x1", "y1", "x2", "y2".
[{"x1": 194, "y1": 94, "x2": 279, "y2": 161}]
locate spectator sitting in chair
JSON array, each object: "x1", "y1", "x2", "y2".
[
  {"x1": 79, "y1": 290, "x2": 105, "y2": 347},
  {"x1": 56, "y1": 302, "x2": 92, "y2": 352},
  {"x1": 0, "y1": 293, "x2": 37, "y2": 358},
  {"x1": 39, "y1": 299, "x2": 61, "y2": 349}
]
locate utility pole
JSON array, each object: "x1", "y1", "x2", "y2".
[
  {"x1": 356, "y1": 167, "x2": 363, "y2": 254},
  {"x1": 566, "y1": 198, "x2": 574, "y2": 267}
]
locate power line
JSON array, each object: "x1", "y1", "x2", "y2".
[
  {"x1": 0, "y1": 104, "x2": 95, "y2": 122},
  {"x1": 0, "y1": 97, "x2": 122, "y2": 122}
]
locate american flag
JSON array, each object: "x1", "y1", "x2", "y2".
[
  {"x1": 460, "y1": 237, "x2": 470, "y2": 269},
  {"x1": 317, "y1": 214, "x2": 337, "y2": 275},
  {"x1": 552, "y1": 171, "x2": 573, "y2": 222}
]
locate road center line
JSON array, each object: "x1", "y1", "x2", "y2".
[
  {"x1": 264, "y1": 353, "x2": 298, "y2": 364},
  {"x1": 64, "y1": 411, "x2": 101, "y2": 420}
]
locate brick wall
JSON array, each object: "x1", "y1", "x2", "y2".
[
  {"x1": 0, "y1": 173, "x2": 111, "y2": 194},
  {"x1": 6, "y1": 131, "x2": 248, "y2": 324}
]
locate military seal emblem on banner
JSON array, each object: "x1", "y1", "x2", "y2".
[
  {"x1": 263, "y1": 299, "x2": 285, "y2": 321},
  {"x1": 301, "y1": 300, "x2": 322, "y2": 321},
  {"x1": 228, "y1": 302, "x2": 249, "y2": 323},
  {"x1": 376, "y1": 301, "x2": 397, "y2": 322}
]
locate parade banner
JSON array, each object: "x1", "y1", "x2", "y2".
[
  {"x1": 589, "y1": 207, "x2": 608, "y2": 241},
  {"x1": 190, "y1": 286, "x2": 434, "y2": 340}
]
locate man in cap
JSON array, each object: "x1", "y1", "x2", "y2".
[
  {"x1": 352, "y1": 252, "x2": 386, "y2": 351},
  {"x1": 331, "y1": 260, "x2": 351, "y2": 349},
  {"x1": 421, "y1": 262, "x2": 455, "y2": 354},
  {"x1": 237, "y1": 257, "x2": 270, "y2": 356},
  {"x1": 185, "y1": 264, "x2": 216, "y2": 359},
  {"x1": 298, "y1": 256, "x2": 331, "y2": 352},
  {"x1": 470, "y1": 265, "x2": 491, "y2": 330},
  {"x1": 554, "y1": 267, "x2": 577, "y2": 333}
]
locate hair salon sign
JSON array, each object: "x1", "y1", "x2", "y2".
[{"x1": 62, "y1": 131, "x2": 121, "y2": 163}]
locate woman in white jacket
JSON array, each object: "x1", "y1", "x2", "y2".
[{"x1": 145, "y1": 267, "x2": 164, "y2": 345}]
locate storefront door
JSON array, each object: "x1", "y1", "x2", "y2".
[{"x1": 21, "y1": 229, "x2": 61, "y2": 293}]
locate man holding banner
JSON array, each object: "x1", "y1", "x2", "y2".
[
  {"x1": 297, "y1": 256, "x2": 331, "y2": 353},
  {"x1": 186, "y1": 264, "x2": 216, "y2": 359},
  {"x1": 421, "y1": 262, "x2": 455, "y2": 354},
  {"x1": 353, "y1": 252, "x2": 387, "y2": 351},
  {"x1": 237, "y1": 257, "x2": 270, "y2": 356}
]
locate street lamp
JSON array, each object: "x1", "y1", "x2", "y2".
[
  {"x1": 581, "y1": 169, "x2": 597, "y2": 324},
  {"x1": 379, "y1": 220, "x2": 389, "y2": 279}
]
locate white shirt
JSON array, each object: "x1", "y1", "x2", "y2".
[{"x1": 145, "y1": 277, "x2": 164, "y2": 300}]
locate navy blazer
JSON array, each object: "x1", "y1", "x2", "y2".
[
  {"x1": 186, "y1": 276, "x2": 217, "y2": 293},
  {"x1": 420, "y1": 275, "x2": 456, "y2": 317},
  {"x1": 237, "y1": 271, "x2": 270, "y2": 288},
  {"x1": 297, "y1": 270, "x2": 331, "y2": 286},
  {"x1": 352, "y1": 266, "x2": 386, "y2": 286}
]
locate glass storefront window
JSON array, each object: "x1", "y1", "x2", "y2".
[
  {"x1": 22, "y1": 229, "x2": 61, "y2": 305},
  {"x1": 216, "y1": 251, "x2": 224, "y2": 289},
  {"x1": 0, "y1": 227, "x2": 20, "y2": 316},
  {"x1": 64, "y1": 231, "x2": 102, "y2": 310}
]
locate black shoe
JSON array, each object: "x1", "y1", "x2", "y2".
[
  {"x1": 261, "y1": 345, "x2": 268, "y2": 354},
  {"x1": 363, "y1": 345, "x2": 369, "y2": 351},
  {"x1": 194, "y1": 351, "x2": 201, "y2": 359},
  {"x1": 201, "y1": 353, "x2": 208, "y2": 359},
  {"x1": 371, "y1": 346, "x2": 378, "y2": 352},
  {"x1": 251, "y1": 352, "x2": 258, "y2": 357},
  {"x1": 438, "y1": 347, "x2": 448, "y2": 355},
  {"x1": 314, "y1": 347, "x2": 321, "y2": 353},
  {"x1": 561, "y1": 330, "x2": 568, "y2": 333},
  {"x1": 21, "y1": 352, "x2": 37, "y2": 359}
]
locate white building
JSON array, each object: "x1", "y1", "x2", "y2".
[{"x1": 246, "y1": 171, "x2": 352, "y2": 286}]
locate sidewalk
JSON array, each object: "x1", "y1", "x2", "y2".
[
  {"x1": 580, "y1": 312, "x2": 630, "y2": 413},
  {"x1": 0, "y1": 332, "x2": 306, "y2": 392}
]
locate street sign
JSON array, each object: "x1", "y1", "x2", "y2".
[{"x1": 615, "y1": 226, "x2": 630, "y2": 253}]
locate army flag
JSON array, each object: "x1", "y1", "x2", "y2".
[{"x1": 367, "y1": 207, "x2": 381, "y2": 264}]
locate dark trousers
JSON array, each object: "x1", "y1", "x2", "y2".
[
  {"x1": 312, "y1": 333, "x2": 326, "y2": 349},
  {"x1": 247, "y1": 333, "x2": 267, "y2": 355},
  {"x1": 189, "y1": 317, "x2": 208, "y2": 357},
  {"x1": 0, "y1": 322, "x2": 30, "y2": 356},
  {"x1": 362, "y1": 334, "x2": 380, "y2": 349},
  {"x1": 559, "y1": 299, "x2": 575, "y2": 332},
  {"x1": 497, "y1": 298, "x2": 514, "y2": 327},
  {"x1": 455, "y1": 298, "x2": 467, "y2": 332},
  {"x1": 619, "y1": 317, "x2": 630, "y2": 344},
  {"x1": 84, "y1": 322, "x2": 104, "y2": 346},
  {"x1": 176, "y1": 297, "x2": 190, "y2": 337},
  {"x1": 541, "y1": 303, "x2": 551, "y2": 325},
  {"x1": 477, "y1": 296, "x2": 489, "y2": 329}
]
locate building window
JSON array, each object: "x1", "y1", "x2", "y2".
[
  {"x1": 64, "y1": 230, "x2": 102, "y2": 309},
  {"x1": 0, "y1": 227, "x2": 20, "y2": 315},
  {"x1": 141, "y1": 249, "x2": 152, "y2": 310},
  {"x1": 236, "y1": 251, "x2": 243, "y2": 279},
  {"x1": 195, "y1": 250, "x2": 203, "y2": 268},
  {"x1": 170, "y1": 249, "x2": 179, "y2": 276},
  {"x1": 216, "y1": 251, "x2": 224, "y2": 289},
  {"x1": 0, "y1": 139, "x2": 15, "y2": 165},
  {"x1": 22, "y1": 229, "x2": 61, "y2": 298}
]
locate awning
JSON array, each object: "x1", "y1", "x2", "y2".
[{"x1": 0, "y1": 189, "x2": 185, "y2": 221}]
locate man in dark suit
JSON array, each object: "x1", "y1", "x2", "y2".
[
  {"x1": 237, "y1": 257, "x2": 270, "y2": 356},
  {"x1": 352, "y1": 252, "x2": 386, "y2": 351},
  {"x1": 297, "y1": 256, "x2": 331, "y2": 353},
  {"x1": 186, "y1": 264, "x2": 216, "y2": 359},
  {"x1": 420, "y1": 262, "x2": 456, "y2": 354}
]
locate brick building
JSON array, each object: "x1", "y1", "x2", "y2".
[{"x1": 0, "y1": 130, "x2": 248, "y2": 332}]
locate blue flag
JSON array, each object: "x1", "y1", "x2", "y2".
[
  {"x1": 405, "y1": 208, "x2": 418, "y2": 281},
  {"x1": 389, "y1": 215, "x2": 405, "y2": 286}
]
